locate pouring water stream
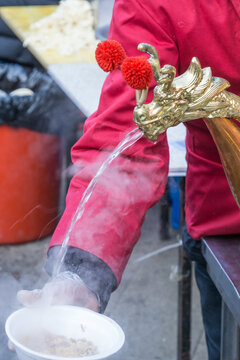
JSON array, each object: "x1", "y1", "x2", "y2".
[{"x1": 53, "y1": 127, "x2": 143, "y2": 277}]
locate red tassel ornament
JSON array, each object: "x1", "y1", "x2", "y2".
[
  {"x1": 95, "y1": 40, "x2": 126, "y2": 72},
  {"x1": 121, "y1": 56, "x2": 153, "y2": 90}
]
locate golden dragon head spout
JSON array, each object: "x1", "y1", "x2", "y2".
[
  {"x1": 134, "y1": 43, "x2": 240, "y2": 142},
  {"x1": 133, "y1": 104, "x2": 166, "y2": 142}
]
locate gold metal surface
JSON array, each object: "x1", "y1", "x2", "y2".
[
  {"x1": 0, "y1": 6, "x2": 96, "y2": 68},
  {"x1": 204, "y1": 117, "x2": 240, "y2": 208},
  {"x1": 133, "y1": 43, "x2": 240, "y2": 207},
  {"x1": 133, "y1": 43, "x2": 240, "y2": 142}
]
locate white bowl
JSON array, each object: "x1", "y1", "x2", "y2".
[{"x1": 5, "y1": 305, "x2": 125, "y2": 360}]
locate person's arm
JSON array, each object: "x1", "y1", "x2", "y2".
[{"x1": 45, "y1": 0, "x2": 179, "y2": 312}]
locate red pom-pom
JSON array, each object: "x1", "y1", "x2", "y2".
[
  {"x1": 121, "y1": 57, "x2": 153, "y2": 90},
  {"x1": 95, "y1": 40, "x2": 126, "y2": 72}
]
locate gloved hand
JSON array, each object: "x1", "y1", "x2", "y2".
[
  {"x1": 8, "y1": 272, "x2": 99, "y2": 352},
  {"x1": 17, "y1": 271, "x2": 99, "y2": 311}
]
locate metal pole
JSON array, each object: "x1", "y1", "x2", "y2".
[
  {"x1": 177, "y1": 246, "x2": 192, "y2": 360},
  {"x1": 177, "y1": 178, "x2": 192, "y2": 360}
]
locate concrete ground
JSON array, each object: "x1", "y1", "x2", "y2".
[{"x1": 0, "y1": 202, "x2": 207, "y2": 360}]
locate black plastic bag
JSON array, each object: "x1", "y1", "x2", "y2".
[{"x1": 0, "y1": 63, "x2": 82, "y2": 137}]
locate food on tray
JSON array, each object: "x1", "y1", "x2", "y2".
[
  {"x1": 20, "y1": 331, "x2": 98, "y2": 357},
  {"x1": 24, "y1": 0, "x2": 98, "y2": 56}
]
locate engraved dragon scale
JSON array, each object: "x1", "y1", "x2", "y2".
[{"x1": 133, "y1": 43, "x2": 240, "y2": 142}]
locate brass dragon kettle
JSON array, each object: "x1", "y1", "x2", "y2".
[{"x1": 133, "y1": 43, "x2": 240, "y2": 207}]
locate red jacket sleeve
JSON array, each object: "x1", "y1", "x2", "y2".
[{"x1": 49, "y1": 0, "x2": 179, "y2": 284}]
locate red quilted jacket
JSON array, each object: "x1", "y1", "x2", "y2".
[{"x1": 49, "y1": 0, "x2": 240, "y2": 284}]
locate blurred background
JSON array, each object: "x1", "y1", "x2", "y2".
[{"x1": 0, "y1": 1, "x2": 207, "y2": 359}]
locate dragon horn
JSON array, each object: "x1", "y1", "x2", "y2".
[
  {"x1": 138, "y1": 43, "x2": 162, "y2": 83},
  {"x1": 136, "y1": 88, "x2": 149, "y2": 106}
]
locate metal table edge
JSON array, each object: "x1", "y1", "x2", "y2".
[{"x1": 201, "y1": 238, "x2": 240, "y2": 326}]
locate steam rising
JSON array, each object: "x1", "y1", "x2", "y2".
[
  {"x1": 3, "y1": 126, "x2": 167, "y2": 346},
  {"x1": 53, "y1": 128, "x2": 145, "y2": 276}
]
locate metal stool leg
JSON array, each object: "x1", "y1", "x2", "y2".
[
  {"x1": 177, "y1": 245, "x2": 192, "y2": 360},
  {"x1": 177, "y1": 177, "x2": 192, "y2": 360}
]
